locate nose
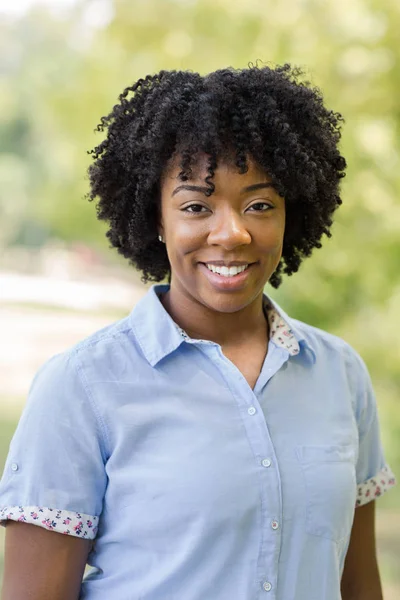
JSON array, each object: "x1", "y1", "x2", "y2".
[{"x1": 207, "y1": 208, "x2": 252, "y2": 249}]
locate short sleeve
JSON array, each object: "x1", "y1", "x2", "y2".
[
  {"x1": 351, "y1": 351, "x2": 396, "y2": 507},
  {"x1": 0, "y1": 351, "x2": 108, "y2": 539}
]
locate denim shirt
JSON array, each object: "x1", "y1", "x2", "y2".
[{"x1": 0, "y1": 284, "x2": 396, "y2": 600}]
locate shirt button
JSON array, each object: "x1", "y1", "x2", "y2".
[
  {"x1": 11, "y1": 463, "x2": 18, "y2": 472},
  {"x1": 248, "y1": 406, "x2": 256, "y2": 415},
  {"x1": 261, "y1": 458, "x2": 271, "y2": 468},
  {"x1": 271, "y1": 519, "x2": 279, "y2": 530},
  {"x1": 263, "y1": 581, "x2": 272, "y2": 592}
]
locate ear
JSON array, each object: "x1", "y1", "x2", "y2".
[
  {"x1": 157, "y1": 222, "x2": 164, "y2": 243},
  {"x1": 157, "y1": 217, "x2": 165, "y2": 243}
]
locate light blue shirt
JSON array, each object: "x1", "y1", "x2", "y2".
[{"x1": 0, "y1": 284, "x2": 396, "y2": 600}]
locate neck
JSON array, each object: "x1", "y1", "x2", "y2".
[{"x1": 160, "y1": 285, "x2": 269, "y2": 347}]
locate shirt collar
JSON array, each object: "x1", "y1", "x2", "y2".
[
  {"x1": 264, "y1": 296, "x2": 316, "y2": 362},
  {"x1": 130, "y1": 284, "x2": 185, "y2": 366},
  {"x1": 130, "y1": 284, "x2": 315, "y2": 366}
]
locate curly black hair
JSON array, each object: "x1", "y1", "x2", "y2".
[{"x1": 87, "y1": 64, "x2": 346, "y2": 288}]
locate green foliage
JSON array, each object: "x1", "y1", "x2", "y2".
[{"x1": 0, "y1": 0, "x2": 399, "y2": 479}]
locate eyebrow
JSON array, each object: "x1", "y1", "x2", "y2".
[{"x1": 171, "y1": 182, "x2": 275, "y2": 196}]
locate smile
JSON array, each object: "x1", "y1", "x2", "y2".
[
  {"x1": 199, "y1": 262, "x2": 255, "y2": 291},
  {"x1": 205, "y1": 264, "x2": 249, "y2": 277}
]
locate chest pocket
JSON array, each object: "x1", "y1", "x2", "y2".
[{"x1": 296, "y1": 444, "x2": 357, "y2": 542}]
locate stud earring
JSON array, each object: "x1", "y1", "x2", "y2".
[{"x1": 158, "y1": 234, "x2": 164, "y2": 243}]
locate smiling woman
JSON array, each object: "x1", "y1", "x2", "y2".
[
  {"x1": 87, "y1": 66, "x2": 346, "y2": 290},
  {"x1": 159, "y1": 158, "x2": 286, "y2": 324},
  {"x1": 0, "y1": 64, "x2": 396, "y2": 600}
]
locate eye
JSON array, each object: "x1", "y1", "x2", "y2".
[
  {"x1": 247, "y1": 202, "x2": 273, "y2": 212},
  {"x1": 182, "y1": 204, "x2": 208, "y2": 214}
]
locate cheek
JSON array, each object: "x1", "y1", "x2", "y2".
[
  {"x1": 169, "y1": 222, "x2": 205, "y2": 255},
  {"x1": 164, "y1": 227, "x2": 199, "y2": 272},
  {"x1": 260, "y1": 219, "x2": 285, "y2": 253}
]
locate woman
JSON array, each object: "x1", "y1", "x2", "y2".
[{"x1": 0, "y1": 65, "x2": 396, "y2": 600}]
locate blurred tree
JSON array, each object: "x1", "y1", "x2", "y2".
[{"x1": 0, "y1": 0, "x2": 399, "y2": 491}]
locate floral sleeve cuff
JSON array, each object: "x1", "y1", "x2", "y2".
[
  {"x1": 0, "y1": 505, "x2": 99, "y2": 539},
  {"x1": 355, "y1": 465, "x2": 396, "y2": 507}
]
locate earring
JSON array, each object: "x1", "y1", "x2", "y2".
[{"x1": 158, "y1": 234, "x2": 164, "y2": 243}]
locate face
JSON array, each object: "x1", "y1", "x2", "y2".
[{"x1": 159, "y1": 155, "x2": 286, "y2": 315}]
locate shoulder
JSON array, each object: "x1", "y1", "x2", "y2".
[
  {"x1": 31, "y1": 313, "x2": 141, "y2": 395},
  {"x1": 290, "y1": 318, "x2": 378, "y2": 428},
  {"x1": 290, "y1": 317, "x2": 362, "y2": 363},
  {"x1": 270, "y1": 296, "x2": 359, "y2": 362},
  {"x1": 72, "y1": 314, "x2": 133, "y2": 355},
  {"x1": 22, "y1": 316, "x2": 137, "y2": 453},
  {"x1": 289, "y1": 316, "x2": 371, "y2": 392},
  {"x1": 292, "y1": 317, "x2": 357, "y2": 357},
  {"x1": 48, "y1": 313, "x2": 135, "y2": 362}
]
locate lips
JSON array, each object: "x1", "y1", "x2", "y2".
[
  {"x1": 198, "y1": 262, "x2": 255, "y2": 291},
  {"x1": 205, "y1": 263, "x2": 248, "y2": 276},
  {"x1": 200, "y1": 261, "x2": 256, "y2": 267}
]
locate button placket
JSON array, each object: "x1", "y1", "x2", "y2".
[{"x1": 214, "y1": 350, "x2": 281, "y2": 596}]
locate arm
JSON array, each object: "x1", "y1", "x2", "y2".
[
  {"x1": 0, "y1": 352, "x2": 107, "y2": 599},
  {"x1": 1, "y1": 522, "x2": 91, "y2": 600},
  {"x1": 341, "y1": 501, "x2": 383, "y2": 600}
]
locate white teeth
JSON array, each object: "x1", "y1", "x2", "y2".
[{"x1": 206, "y1": 264, "x2": 248, "y2": 277}]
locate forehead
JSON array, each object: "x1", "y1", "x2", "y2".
[{"x1": 162, "y1": 153, "x2": 273, "y2": 191}]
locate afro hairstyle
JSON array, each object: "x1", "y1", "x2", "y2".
[{"x1": 87, "y1": 63, "x2": 346, "y2": 288}]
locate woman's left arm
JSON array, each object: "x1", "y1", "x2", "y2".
[{"x1": 341, "y1": 501, "x2": 383, "y2": 600}]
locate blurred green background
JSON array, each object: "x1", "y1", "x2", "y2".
[{"x1": 0, "y1": 0, "x2": 399, "y2": 595}]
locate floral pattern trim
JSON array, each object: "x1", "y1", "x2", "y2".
[
  {"x1": 0, "y1": 505, "x2": 99, "y2": 539},
  {"x1": 174, "y1": 296, "x2": 300, "y2": 356},
  {"x1": 263, "y1": 298, "x2": 300, "y2": 356},
  {"x1": 356, "y1": 465, "x2": 396, "y2": 507}
]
